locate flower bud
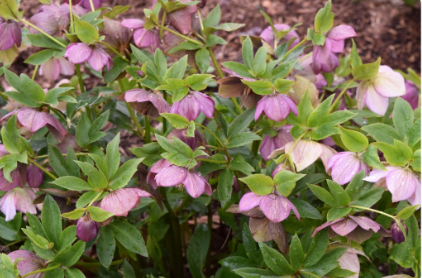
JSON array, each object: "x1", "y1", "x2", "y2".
[
  {"x1": 77, "y1": 214, "x2": 99, "y2": 242},
  {"x1": 27, "y1": 164, "x2": 44, "y2": 188},
  {"x1": 391, "y1": 222, "x2": 407, "y2": 243}
]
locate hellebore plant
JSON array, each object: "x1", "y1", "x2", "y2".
[{"x1": 0, "y1": 0, "x2": 420, "y2": 277}]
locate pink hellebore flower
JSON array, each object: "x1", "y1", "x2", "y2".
[
  {"x1": 8, "y1": 250, "x2": 46, "y2": 278},
  {"x1": 99, "y1": 188, "x2": 151, "y2": 217},
  {"x1": 154, "y1": 162, "x2": 212, "y2": 198},
  {"x1": 0, "y1": 19, "x2": 21, "y2": 51},
  {"x1": 170, "y1": 91, "x2": 215, "y2": 121},
  {"x1": 120, "y1": 19, "x2": 160, "y2": 51},
  {"x1": 29, "y1": 4, "x2": 69, "y2": 37},
  {"x1": 167, "y1": 0, "x2": 197, "y2": 35},
  {"x1": 312, "y1": 25, "x2": 356, "y2": 74},
  {"x1": 327, "y1": 152, "x2": 370, "y2": 185},
  {"x1": 364, "y1": 167, "x2": 421, "y2": 205},
  {"x1": 260, "y1": 24, "x2": 299, "y2": 49},
  {"x1": 356, "y1": 65, "x2": 405, "y2": 115},
  {"x1": 337, "y1": 247, "x2": 368, "y2": 278},
  {"x1": 40, "y1": 57, "x2": 75, "y2": 82},
  {"x1": 255, "y1": 93, "x2": 298, "y2": 122},
  {"x1": 0, "y1": 186, "x2": 38, "y2": 221},
  {"x1": 147, "y1": 159, "x2": 172, "y2": 189},
  {"x1": 260, "y1": 126, "x2": 293, "y2": 161},
  {"x1": 77, "y1": 214, "x2": 99, "y2": 242},
  {"x1": 80, "y1": 0, "x2": 106, "y2": 9},
  {"x1": 239, "y1": 191, "x2": 300, "y2": 223},
  {"x1": 403, "y1": 80, "x2": 420, "y2": 110},
  {"x1": 64, "y1": 43, "x2": 113, "y2": 72},
  {"x1": 124, "y1": 89, "x2": 170, "y2": 118}
]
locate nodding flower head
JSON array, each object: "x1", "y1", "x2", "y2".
[
  {"x1": 64, "y1": 43, "x2": 113, "y2": 72},
  {"x1": 170, "y1": 91, "x2": 215, "y2": 121},
  {"x1": 124, "y1": 89, "x2": 170, "y2": 118},
  {"x1": 168, "y1": 128, "x2": 207, "y2": 150},
  {"x1": 0, "y1": 19, "x2": 21, "y2": 51},
  {"x1": 327, "y1": 152, "x2": 369, "y2": 185},
  {"x1": 29, "y1": 4, "x2": 70, "y2": 37},
  {"x1": 0, "y1": 186, "x2": 38, "y2": 221},
  {"x1": 40, "y1": 57, "x2": 75, "y2": 82},
  {"x1": 121, "y1": 19, "x2": 160, "y2": 51},
  {"x1": 8, "y1": 250, "x2": 46, "y2": 278},
  {"x1": 254, "y1": 93, "x2": 298, "y2": 122},
  {"x1": 99, "y1": 188, "x2": 151, "y2": 217},
  {"x1": 391, "y1": 222, "x2": 407, "y2": 243},
  {"x1": 260, "y1": 126, "x2": 293, "y2": 161},
  {"x1": 77, "y1": 214, "x2": 99, "y2": 242},
  {"x1": 167, "y1": 0, "x2": 197, "y2": 35}
]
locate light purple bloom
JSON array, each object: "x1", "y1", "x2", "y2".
[
  {"x1": 29, "y1": 4, "x2": 69, "y2": 37},
  {"x1": 255, "y1": 93, "x2": 297, "y2": 122},
  {"x1": 80, "y1": 0, "x2": 106, "y2": 9},
  {"x1": 99, "y1": 188, "x2": 151, "y2": 217},
  {"x1": 0, "y1": 186, "x2": 38, "y2": 221},
  {"x1": 40, "y1": 57, "x2": 75, "y2": 81},
  {"x1": 238, "y1": 191, "x2": 300, "y2": 223},
  {"x1": 64, "y1": 43, "x2": 113, "y2": 72},
  {"x1": 402, "y1": 80, "x2": 420, "y2": 110},
  {"x1": 167, "y1": 0, "x2": 197, "y2": 35},
  {"x1": 147, "y1": 159, "x2": 172, "y2": 189},
  {"x1": 77, "y1": 214, "x2": 99, "y2": 242},
  {"x1": 124, "y1": 89, "x2": 170, "y2": 118},
  {"x1": 260, "y1": 126, "x2": 293, "y2": 161},
  {"x1": 0, "y1": 19, "x2": 21, "y2": 51},
  {"x1": 121, "y1": 19, "x2": 160, "y2": 51},
  {"x1": 260, "y1": 23, "x2": 299, "y2": 49},
  {"x1": 327, "y1": 152, "x2": 370, "y2": 185},
  {"x1": 356, "y1": 65, "x2": 405, "y2": 115},
  {"x1": 8, "y1": 250, "x2": 46, "y2": 278},
  {"x1": 27, "y1": 164, "x2": 44, "y2": 188},
  {"x1": 171, "y1": 91, "x2": 215, "y2": 121}
]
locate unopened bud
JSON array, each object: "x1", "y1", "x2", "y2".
[
  {"x1": 391, "y1": 222, "x2": 407, "y2": 243},
  {"x1": 27, "y1": 164, "x2": 44, "y2": 188},
  {"x1": 77, "y1": 214, "x2": 99, "y2": 242}
]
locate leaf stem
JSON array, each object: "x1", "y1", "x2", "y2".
[
  {"x1": 32, "y1": 65, "x2": 39, "y2": 80},
  {"x1": 158, "y1": 25, "x2": 204, "y2": 46},
  {"x1": 195, "y1": 122, "x2": 232, "y2": 160},
  {"x1": 20, "y1": 20, "x2": 67, "y2": 48},
  {"x1": 196, "y1": 158, "x2": 228, "y2": 164},
  {"x1": 22, "y1": 263, "x2": 61, "y2": 277},
  {"x1": 88, "y1": 191, "x2": 103, "y2": 207},
  {"x1": 75, "y1": 64, "x2": 85, "y2": 93},
  {"x1": 349, "y1": 205, "x2": 397, "y2": 220},
  {"x1": 99, "y1": 41, "x2": 129, "y2": 62},
  {"x1": 281, "y1": 37, "x2": 307, "y2": 60},
  {"x1": 144, "y1": 116, "x2": 151, "y2": 144},
  {"x1": 68, "y1": 0, "x2": 75, "y2": 33},
  {"x1": 76, "y1": 259, "x2": 124, "y2": 267},
  {"x1": 28, "y1": 157, "x2": 57, "y2": 180},
  {"x1": 88, "y1": 0, "x2": 95, "y2": 12},
  {"x1": 330, "y1": 79, "x2": 355, "y2": 112},
  {"x1": 159, "y1": 11, "x2": 167, "y2": 40}
]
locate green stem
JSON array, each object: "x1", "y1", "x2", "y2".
[
  {"x1": 349, "y1": 205, "x2": 397, "y2": 220},
  {"x1": 197, "y1": 10, "x2": 204, "y2": 31},
  {"x1": 144, "y1": 116, "x2": 151, "y2": 144},
  {"x1": 196, "y1": 158, "x2": 228, "y2": 164},
  {"x1": 87, "y1": 191, "x2": 103, "y2": 207},
  {"x1": 158, "y1": 25, "x2": 204, "y2": 46},
  {"x1": 174, "y1": 194, "x2": 190, "y2": 215},
  {"x1": 330, "y1": 79, "x2": 354, "y2": 112},
  {"x1": 159, "y1": 11, "x2": 167, "y2": 40},
  {"x1": 118, "y1": 80, "x2": 145, "y2": 137},
  {"x1": 75, "y1": 64, "x2": 85, "y2": 93},
  {"x1": 195, "y1": 123, "x2": 224, "y2": 150},
  {"x1": 88, "y1": 0, "x2": 95, "y2": 12},
  {"x1": 100, "y1": 42, "x2": 129, "y2": 62},
  {"x1": 163, "y1": 91, "x2": 168, "y2": 134},
  {"x1": 281, "y1": 37, "x2": 307, "y2": 60},
  {"x1": 34, "y1": 152, "x2": 87, "y2": 159},
  {"x1": 32, "y1": 65, "x2": 39, "y2": 80},
  {"x1": 4, "y1": 238, "x2": 26, "y2": 248},
  {"x1": 300, "y1": 271, "x2": 320, "y2": 278},
  {"x1": 28, "y1": 158, "x2": 57, "y2": 180},
  {"x1": 68, "y1": 0, "x2": 75, "y2": 33},
  {"x1": 205, "y1": 203, "x2": 212, "y2": 276},
  {"x1": 20, "y1": 20, "x2": 67, "y2": 48},
  {"x1": 22, "y1": 263, "x2": 61, "y2": 277},
  {"x1": 76, "y1": 259, "x2": 124, "y2": 267}
]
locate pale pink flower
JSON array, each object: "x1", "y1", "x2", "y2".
[
  {"x1": 402, "y1": 80, "x2": 420, "y2": 110},
  {"x1": 120, "y1": 19, "x2": 160, "y2": 51},
  {"x1": 124, "y1": 89, "x2": 170, "y2": 118},
  {"x1": 170, "y1": 91, "x2": 215, "y2": 121},
  {"x1": 64, "y1": 43, "x2": 113, "y2": 72},
  {"x1": 255, "y1": 93, "x2": 298, "y2": 122},
  {"x1": 8, "y1": 250, "x2": 46, "y2": 278},
  {"x1": 0, "y1": 186, "x2": 38, "y2": 221},
  {"x1": 99, "y1": 188, "x2": 151, "y2": 217},
  {"x1": 29, "y1": 4, "x2": 69, "y2": 37},
  {"x1": 327, "y1": 152, "x2": 370, "y2": 185},
  {"x1": 40, "y1": 57, "x2": 75, "y2": 82},
  {"x1": 0, "y1": 19, "x2": 21, "y2": 51}
]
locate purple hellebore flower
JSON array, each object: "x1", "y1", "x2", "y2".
[
  {"x1": 239, "y1": 191, "x2": 300, "y2": 223},
  {"x1": 99, "y1": 187, "x2": 151, "y2": 217},
  {"x1": 76, "y1": 214, "x2": 99, "y2": 242},
  {"x1": 0, "y1": 19, "x2": 21, "y2": 51},
  {"x1": 154, "y1": 162, "x2": 212, "y2": 198},
  {"x1": 254, "y1": 93, "x2": 298, "y2": 122},
  {"x1": 356, "y1": 65, "x2": 405, "y2": 115},
  {"x1": 124, "y1": 89, "x2": 170, "y2": 118},
  {"x1": 327, "y1": 152, "x2": 370, "y2": 185},
  {"x1": 0, "y1": 186, "x2": 38, "y2": 221},
  {"x1": 167, "y1": 0, "x2": 197, "y2": 35},
  {"x1": 120, "y1": 19, "x2": 160, "y2": 51},
  {"x1": 8, "y1": 250, "x2": 46, "y2": 278},
  {"x1": 363, "y1": 166, "x2": 421, "y2": 205},
  {"x1": 168, "y1": 128, "x2": 207, "y2": 150},
  {"x1": 80, "y1": 0, "x2": 106, "y2": 9},
  {"x1": 403, "y1": 80, "x2": 420, "y2": 110},
  {"x1": 312, "y1": 25, "x2": 356, "y2": 74},
  {"x1": 2, "y1": 107, "x2": 68, "y2": 143},
  {"x1": 64, "y1": 43, "x2": 113, "y2": 72},
  {"x1": 29, "y1": 4, "x2": 69, "y2": 37},
  {"x1": 260, "y1": 126, "x2": 293, "y2": 161},
  {"x1": 40, "y1": 57, "x2": 75, "y2": 82},
  {"x1": 170, "y1": 91, "x2": 215, "y2": 121},
  {"x1": 294, "y1": 55, "x2": 327, "y2": 89},
  {"x1": 260, "y1": 23, "x2": 299, "y2": 49},
  {"x1": 27, "y1": 164, "x2": 44, "y2": 188},
  {"x1": 391, "y1": 222, "x2": 407, "y2": 243}
]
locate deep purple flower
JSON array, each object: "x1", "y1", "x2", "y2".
[
  {"x1": 327, "y1": 152, "x2": 370, "y2": 185},
  {"x1": 40, "y1": 57, "x2": 75, "y2": 81},
  {"x1": 391, "y1": 222, "x2": 407, "y2": 243},
  {"x1": 0, "y1": 19, "x2": 21, "y2": 51},
  {"x1": 121, "y1": 19, "x2": 160, "y2": 51},
  {"x1": 260, "y1": 24, "x2": 299, "y2": 49},
  {"x1": 29, "y1": 4, "x2": 69, "y2": 37},
  {"x1": 0, "y1": 186, "x2": 38, "y2": 221},
  {"x1": 403, "y1": 80, "x2": 420, "y2": 110},
  {"x1": 356, "y1": 65, "x2": 405, "y2": 115},
  {"x1": 124, "y1": 89, "x2": 170, "y2": 118},
  {"x1": 167, "y1": 0, "x2": 197, "y2": 35},
  {"x1": 168, "y1": 128, "x2": 207, "y2": 150},
  {"x1": 260, "y1": 126, "x2": 293, "y2": 161},
  {"x1": 255, "y1": 93, "x2": 297, "y2": 122},
  {"x1": 77, "y1": 214, "x2": 99, "y2": 242},
  {"x1": 27, "y1": 164, "x2": 44, "y2": 188},
  {"x1": 170, "y1": 91, "x2": 215, "y2": 121},
  {"x1": 99, "y1": 188, "x2": 151, "y2": 217},
  {"x1": 8, "y1": 250, "x2": 46, "y2": 278},
  {"x1": 64, "y1": 43, "x2": 113, "y2": 72},
  {"x1": 239, "y1": 191, "x2": 300, "y2": 223}
]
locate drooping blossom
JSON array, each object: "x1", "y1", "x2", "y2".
[
  {"x1": 120, "y1": 19, "x2": 160, "y2": 51},
  {"x1": 356, "y1": 65, "x2": 405, "y2": 115},
  {"x1": 363, "y1": 166, "x2": 421, "y2": 205},
  {"x1": 8, "y1": 250, "x2": 46, "y2": 278},
  {"x1": 255, "y1": 93, "x2": 297, "y2": 122},
  {"x1": 260, "y1": 24, "x2": 299, "y2": 49},
  {"x1": 337, "y1": 247, "x2": 368, "y2": 278},
  {"x1": 99, "y1": 188, "x2": 151, "y2": 217},
  {"x1": 238, "y1": 191, "x2": 300, "y2": 223},
  {"x1": 168, "y1": 128, "x2": 207, "y2": 150},
  {"x1": 0, "y1": 19, "x2": 21, "y2": 51},
  {"x1": 289, "y1": 75, "x2": 320, "y2": 107},
  {"x1": 327, "y1": 152, "x2": 370, "y2": 185},
  {"x1": 40, "y1": 57, "x2": 75, "y2": 82},
  {"x1": 0, "y1": 186, "x2": 38, "y2": 221},
  {"x1": 391, "y1": 222, "x2": 407, "y2": 243},
  {"x1": 124, "y1": 89, "x2": 170, "y2": 118},
  {"x1": 147, "y1": 159, "x2": 172, "y2": 189},
  {"x1": 102, "y1": 17, "x2": 132, "y2": 55},
  {"x1": 167, "y1": 0, "x2": 197, "y2": 35},
  {"x1": 2, "y1": 107, "x2": 68, "y2": 143},
  {"x1": 171, "y1": 91, "x2": 214, "y2": 121},
  {"x1": 77, "y1": 214, "x2": 99, "y2": 242},
  {"x1": 260, "y1": 126, "x2": 293, "y2": 161},
  {"x1": 312, "y1": 25, "x2": 356, "y2": 74},
  {"x1": 27, "y1": 164, "x2": 44, "y2": 188},
  {"x1": 294, "y1": 55, "x2": 327, "y2": 89},
  {"x1": 64, "y1": 43, "x2": 113, "y2": 72},
  {"x1": 154, "y1": 161, "x2": 212, "y2": 198},
  {"x1": 29, "y1": 4, "x2": 69, "y2": 37},
  {"x1": 402, "y1": 80, "x2": 420, "y2": 110}
]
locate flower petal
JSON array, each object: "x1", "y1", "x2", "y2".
[
  {"x1": 155, "y1": 165, "x2": 188, "y2": 187},
  {"x1": 183, "y1": 171, "x2": 207, "y2": 198},
  {"x1": 349, "y1": 216, "x2": 380, "y2": 232},
  {"x1": 373, "y1": 66, "x2": 406, "y2": 98},
  {"x1": 121, "y1": 18, "x2": 144, "y2": 29},
  {"x1": 64, "y1": 43, "x2": 92, "y2": 64},
  {"x1": 386, "y1": 168, "x2": 418, "y2": 202},
  {"x1": 331, "y1": 218, "x2": 358, "y2": 236},
  {"x1": 312, "y1": 218, "x2": 344, "y2": 237},
  {"x1": 327, "y1": 25, "x2": 357, "y2": 41},
  {"x1": 259, "y1": 194, "x2": 291, "y2": 223},
  {"x1": 364, "y1": 83, "x2": 390, "y2": 115},
  {"x1": 285, "y1": 140, "x2": 323, "y2": 172},
  {"x1": 239, "y1": 192, "x2": 261, "y2": 212}
]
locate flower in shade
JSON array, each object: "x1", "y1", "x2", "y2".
[
  {"x1": 391, "y1": 222, "x2": 407, "y2": 243},
  {"x1": 260, "y1": 126, "x2": 293, "y2": 161},
  {"x1": 29, "y1": 4, "x2": 69, "y2": 37},
  {"x1": 154, "y1": 162, "x2": 212, "y2": 198},
  {"x1": 238, "y1": 191, "x2": 300, "y2": 223},
  {"x1": 312, "y1": 25, "x2": 356, "y2": 74},
  {"x1": 120, "y1": 19, "x2": 160, "y2": 51},
  {"x1": 356, "y1": 65, "x2": 405, "y2": 115},
  {"x1": 327, "y1": 152, "x2": 370, "y2": 185},
  {"x1": 40, "y1": 57, "x2": 75, "y2": 82},
  {"x1": 260, "y1": 24, "x2": 299, "y2": 49},
  {"x1": 124, "y1": 89, "x2": 170, "y2": 118},
  {"x1": 99, "y1": 187, "x2": 151, "y2": 217},
  {"x1": 402, "y1": 80, "x2": 420, "y2": 110},
  {"x1": 0, "y1": 186, "x2": 38, "y2": 221},
  {"x1": 168, "y1": 128, "x2": 207, "y2": 150},
  {"x1": 170, "y1": 91, "x2": 215, "y2": 121},
  {"x1": 27, "y1": 164, "x2": 44, "y2": 188},
  {"x1": 64, "y1": 43, "x2": 113, "y2": 72},
  {"x1": 0, "y1": 19, "x2": 21, "y2": 51},
  {"x1": 2, "y1": 107, "x2": 68, "y2": 143},
  {"x1": 102, "y1": 17, "x2": 132, "y2": 55},
  {"x1": 255, "y1": 93, "x2": 298, "y2": 122},
  {"x1": 8, "y1": 250, "x2": 46, "y2": 278},
  {"x1": 77, "y1": 214, "x2": 99, "y2": 242},
  {"x1": 167, "y1": 0, "x2": 197, "y2": 35},
  {"x1": 363, "y1": 166, "x2": 420, "y2": 205}
]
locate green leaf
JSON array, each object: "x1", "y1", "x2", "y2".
[
  {"x1": 64, "y1": 268, "x2": 85, "y2": 278},
  {"x1": 5, "y1": 70, "x2": 45, "y2": 104},
  {"x1": 362, "y1": 144, "x2": 386, "y2": 170},
  {"x1": 195, "y1": 48, "x2": 210, "y2": 74},
  {"x1": 27, "y1": 213, "x2": 47, "y2": 238},
  {"x1": 88, "y1": 110, "x2": 109, "y2": 140},
  {"x1": 121, "y1": 260, "x2": 136, "y2": 278},
  {"x1": 302, "y1": 247, "x2": 347, "y2": 276},
  {"x1": 61, "y1": 209, "x2": 86, "y2": 220},
  {"x1": 42, "y1": 195, "x2": 62, "y2": 248},
  {"x1": 274, "y1": 171, "x2": 305, "y2": 197},
  {"x1": 227, "y1": 107, "x2": 255, "y2": 138},
  {"x1": 327, "y1": 180, "x2": 350, "y2": 207},
  {"x1": 187, "y1": 224, "x2": 211, "y2": 278},
  {"x1": 160, "y1": 113, "x2": 189, "y2": 129},
  {"x1": 297, "y1": 91, "x2": 313, "y2": 124},
  {"x1": 258, "y1": 242, "x2": 295, "y2": 275},
  {"x1": 106, "y1": 133, "x2": 121, "y2": 179},
  {"x1": 396, "y1": 205, "x2": 420, "y2": 220},
  {"x1": 307, "y1": 28, "x2": 326, "y2": 45},
  {"x1": 345, "y1": 170, "x2": 366, "y2": 200},
  {"x1": 242, "y1": 36, "x2": 253, "y2": 70},
  {"x1": 361, "y1": 123, "x2": 403, "y2": 144},
  {"x1": 55, "y1": 240, "x2": 86, "y2": 267},
  {"x1": 0, "y1": 0, "x2": 18, "y2": 20},
  {"x1": 327, "y1": 207, "x2": 352, "y2": 221},
  {"x1": 206, "y1": 34, "x2": 227, "y2": 47},
  {"x1": 289, "y1": 235, "x2": 305, "y2": 271},
  {"x1": 164, "y1": 55, "x2": 187, "y2": 79},
  {"x1": 203, "y1": 4, "x2": 221, "y2": 28},
  {"x1": 352, "y1": 57, "x2": 381, "y2": 80},
  {"x1": 75, "y1": 161, "x2": 108, "y2": 189},
  {"x1": 75, "y1": 19, "x2": 99, "y2": 44},
  {"x1": 104, "y1": 56, "x2": 128, "y2": 83},
  {"x1": 217, "y1": 169, "x2": 234, "y2": 208},
  {"x1": 229, "y1": 154, "x2": 255, "y2": 176},
  {"x1": 307, "y1": 183, "x2": 336, "y2": 207},
  {"x1": 27, "y1": 34, "x2": 66, "y2": 50},
  {"x1": 110, "y1": 221, "x2": 148, "y2": 256},
  {"x1": 21, "y1": 228, "x2": 51, "y2": 250},
  {"x1": 87, "y1": 206, "x2": 114, "y2": 222},
  {"x1": 45, "y1": 87, "x2": 73, "y2": 106},
  {"x1": 351, "y1": 187, "x2": 384, "y2": 207},
  {"x1": 373, "y1": 140, "x2": 412, "y2": 166},
  {"x1": 97, "y1": 226, "x2": 116, "y2": 268},
  {"x1": 130, "y1": 143, "x2": 163, "y2": 167},
  {"x1": 239, "y1": 174, "x2": 274, "y2": 196},
  {"x1": 393, "y1": 97, "x2": 414, "y2": 139},
  {"x1": 58, "y1": 226, "x2": 77, "y2": 253},
  {"x1": 390, "y1": 241, "x2": 413, "y2": 268},
  {"x1": 24, "y1": 49, "x2": 56, "y2": 65},
  {"x1": 51, "y1": 176, "x2": 91, "y2": 191},
  {"x1": 241, "y1": 80, "x2": 273, "y2": 95},
  {"x1": 48, "y1": 144, "x2": 73, "y2": 177},
  {"x1": 410, "y1": 149, "x2": 420, "y2": 172},
  {"x1": 221, "y1": 61, "x2": 254, "y2": 78},
  {"x1": 252, "y1": 47, "x2": 267, "y2": 77},
  {"x1": 290, "y1": 200, "x2": 323, "y2": 220},
  {"x1": 314, "y1": 0, "x2": 334, "y2": 33},
  {"x1": 274, "y1": 79, "x2": 295, "y2": 93},
  {"x1": 1, "y1": 115, "x2": 21, "y2": 155},
  {"x1": 322, "y1": 110, "x2": 356, "y2": 126},
  {"x1": 233, "y1": 268, "x2": 277, "y2": 278},
  {"x1": 307, "y1": 95, "x2": 335, "y2": 127},
  {"x1": 75, "y1": 113, "x2": 91, "y2": 148},
  {"x1": 408, "y1": 118, "x2": 421, "y2": 148},
  {"x1": 226, "y1": 132, "x2": 261, "y2": 148},
  {"x1": 109, "y1": 158, "x2": 143, "y2": 190},
  {"x1": 350, "y1": 39, "x2": 362, "y2": 68},
  {"x1": 338, "y1": 126, "x2": 368, "y2": 152},
  {"x1": 155, "y1": 134, "x2": 178, "y2": 152}
]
